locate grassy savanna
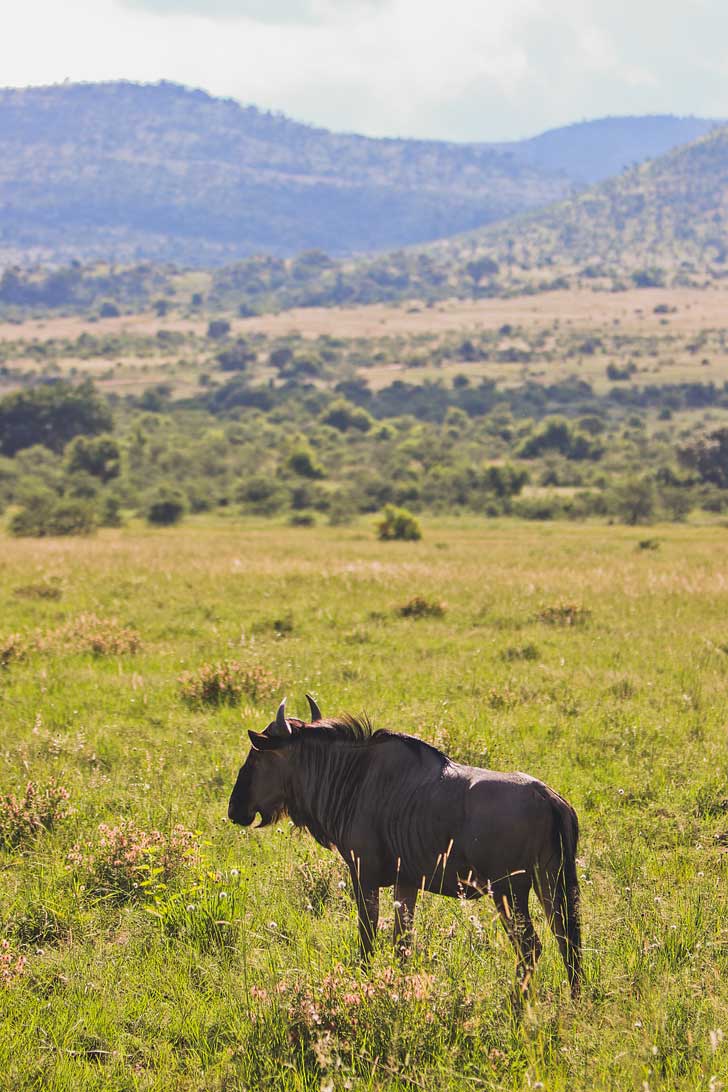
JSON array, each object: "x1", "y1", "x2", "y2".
[
  {"x1": 1, "y1": 519, "x2": 727, "y2": 1091},
  {"x1": 4, "y1": 286, "x2": 728, "y2": 402}
]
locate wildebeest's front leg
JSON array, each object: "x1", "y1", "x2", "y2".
[
  {"x1": 393, "y1": 880, "x2": 418, "y2": 959},
  {"x1": 349, "y1": 865, "x2": 379, "y2": 961}
]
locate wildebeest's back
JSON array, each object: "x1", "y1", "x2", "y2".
[
  {"x1": 458, "y1": 767, "x2": 559, "y2": 889},
  {"x1": 344, "y1": 736, "x2": 559, "y2": 895},
  {"x1": 343, "y1": 734, "x2": 462, "y2": 889}
]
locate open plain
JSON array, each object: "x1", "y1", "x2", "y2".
[{"x1": 1, "y1": 518, "x2": 727, "y2": 1090}]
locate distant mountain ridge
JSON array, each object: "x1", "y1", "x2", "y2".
[
  {"x1": 448, "y1": 121, "x2": 728, "y2": 281},
  {"x1": 0, "y1": 81, "x2": 721, "y2": 268},
  {"x1": 498, "y1": 114, "x2": 722, "y2": 185}
]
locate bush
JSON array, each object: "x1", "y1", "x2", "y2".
[
  {"x1": 50, "y1": 613, "x2": 141, "y2": 656},
  {"x1": 9, "y1": 494, "x2": 97, "y2": 537},
  {"x1": 146, "y1": 489, "x2": 186, "y2": 526},
  {"x1": 376, "y1": 504, "x2": 422, "y2": 542},
  {"x1": 537, "y1": 602, "x2": 591, "y2": 626},
  {"x1": 178, "y1": 662, "x2": 280, "y2": 706},
  {"x1": 0, "y1": 379, "x2": 112, "y2": 457},
  {"x1": 0, "y1": 780, "x2": 71, "y2": 849},
  {"x1": 216, "y1": 342, "x2": 255, "y2": 371},
  {"x1": 237, "y1": 477, "x2": 288, "y2": 516},
  {"x1": 99, "y1": 495, "x2": 124, "y2": 527},
  {"x1": 65, "y1": 434, "x2": 121, "y2": 482},
  {"x1": 287, "y1": 447, "x2": 325, "y2": 479},
  {"x1": 0, "y1": 633, "x2": 30, "y2": 666},
  {"x1": 396, "y1": 595, "x2": 446, "y2": 618},
  {"x1": 67, "y1": 821, "x2": 197, "y2": 902},
  {"x1": 608, "y1": 477, "x2": 656, "y2": 525},
  {"x1": 320, "y1": 399, "x2": 373, "y2": 433},
  {"x1": 207, "y1": 319, "x2": 231, "y2": 340}
]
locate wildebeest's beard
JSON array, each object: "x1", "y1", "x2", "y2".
[{"x1": 253, "y1": 804, "x2": 286, "y2": 828}]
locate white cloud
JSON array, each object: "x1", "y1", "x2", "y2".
[
  {"x1": 119, "y1": 0, "x2": 388, "y2": 26},
  {"x1": 1, "y1": 0, "x2": 727, "y2": 140}
]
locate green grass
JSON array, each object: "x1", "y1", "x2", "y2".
[{"x1": 0, "y1": 518, "x2": 727, "y2": 1090}]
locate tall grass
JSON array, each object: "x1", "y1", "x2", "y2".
[{"x1": 0, "y1": 517, "x2": 726, "y2": 1090}]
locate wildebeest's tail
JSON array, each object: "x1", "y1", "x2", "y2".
[{"x1": 541, "y1": 787, "x2": 582, "y2": 998}]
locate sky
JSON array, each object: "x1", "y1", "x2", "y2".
[{"x1": 3, "y1": 0, "x2": 728, "y2": 141}]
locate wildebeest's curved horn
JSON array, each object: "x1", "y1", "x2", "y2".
[
  {"x1": 306, "y1": 692, "x2": 322, "y2": 722},
  {"x1": 270, "y1": 697, "x2": 292, "y2": 737}
]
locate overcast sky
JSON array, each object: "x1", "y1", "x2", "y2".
[{"x1": 3, "y1": 0, "x2": 728, "y2": 141}]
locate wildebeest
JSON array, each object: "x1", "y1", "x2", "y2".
[{"x1": 228, "y1": 695, "x2": 582, "y2": 999}]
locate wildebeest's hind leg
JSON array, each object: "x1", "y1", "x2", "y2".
[
  {"x1": 492, "y1": 877, "x2": 542, "y2": 1001},
  {"x1": 535, "y1": 861, "x2": 582, "y2": 999},
  {"x1": 393, "y1": 880, "x2": 419, "y2": 959}
]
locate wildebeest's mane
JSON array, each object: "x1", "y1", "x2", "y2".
[{"x1": 297, "y1": 714, "x2": 449, "y2": 764}]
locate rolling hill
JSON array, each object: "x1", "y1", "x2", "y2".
[
  {"x1": 449, "y1": 121, "x2": 728, "y2": 287},
  {"x1": 0, "y1": 81, "x2": 720, "y2": 268},
  {"x1": 0, "y1": 81, "x2": 568, "y2": 266}
]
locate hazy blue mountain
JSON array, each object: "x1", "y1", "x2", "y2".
[
  {"x1": 500, "y1": 115, "x2": 722, "y2": 184},
  {"x1": 0, "y1": 81, "x2": 721, "y2": 268},
  {"x1": 0, "y1": 81, "x2": 567, "y2": 266}
]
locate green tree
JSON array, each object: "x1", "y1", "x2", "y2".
[
  {"x1": 65, "y1": 435, "x2": 121, "y2": 483},
  {"x1": 609, "y1": 477, "x2": 656, "y2": 525},
  {"x1": 0, "y1": 381, "x2": 112, "y2": 456}
]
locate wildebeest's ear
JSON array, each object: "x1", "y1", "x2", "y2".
[{"x1": 248, "y1": 730, "x2": 286, "y2": 751}]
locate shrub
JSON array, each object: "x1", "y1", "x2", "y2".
[
  {"x1": 537, "y1": 602, "x2": 591, "y2": 626},
  {"x1": 207, "y1": 319, "x2": 231, "y2": 340},
  {"x1": 178, "y1": 662, "x2": 280, "y2": 706},
  {"x1": 99, "y1": 495, "x2": 124, "y2": 527},
  {"x1": 13, "y1": 581, "x2": 62, "y2": 600},
  {"x1": 146, "y1": 488, "x2": 186, "y2": 526},
  {"x1": 608, "y1": 477, "x2": 656, "y2": 525},
  {"x1": 376, "y1": 504, "x2": 422, "y2": 542},
  {"x1": 50, "y1": 613, "x2": 141, "y2": 656},
  {"x1": 237, "y1": 476, "x2": 289, "y2": 516},
  {"x1": 0, "y1": 780, "x2": 71, "y2": 849},
  {"x1": 216, "y1": 343, "x2": 255, "y2": 371},
  {"x1": 67, "y1": 821, "x2": 197, "y2": 902},
  {"x1": 396, "y1": 595, "x2": 446, "y2": 619},
  {"x1": 500, "y1": 643, "x2": 540, "y2": 662},
  {"x1": 65, "y1": 434, "x2": 121, "y2": 482},
  {"x1": 9, "y1": 494, "x2": 97, "y2": 537},
  {"x1": 287, "y1": 447, "x2": 325, "y2": 480},
  {"x1": 0, "y1": 633, "x2": 29, "y2": 667},
  {"x1": 0, "y1": 379, "x2": 112, "y2": 457},
  {"x1": 320, "y1": 399, "x2": 373, "y2": 433}
]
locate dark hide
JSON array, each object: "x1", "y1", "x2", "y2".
[{"x1": 228, "y1": 711, "x2": 582, "y2": 999}]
